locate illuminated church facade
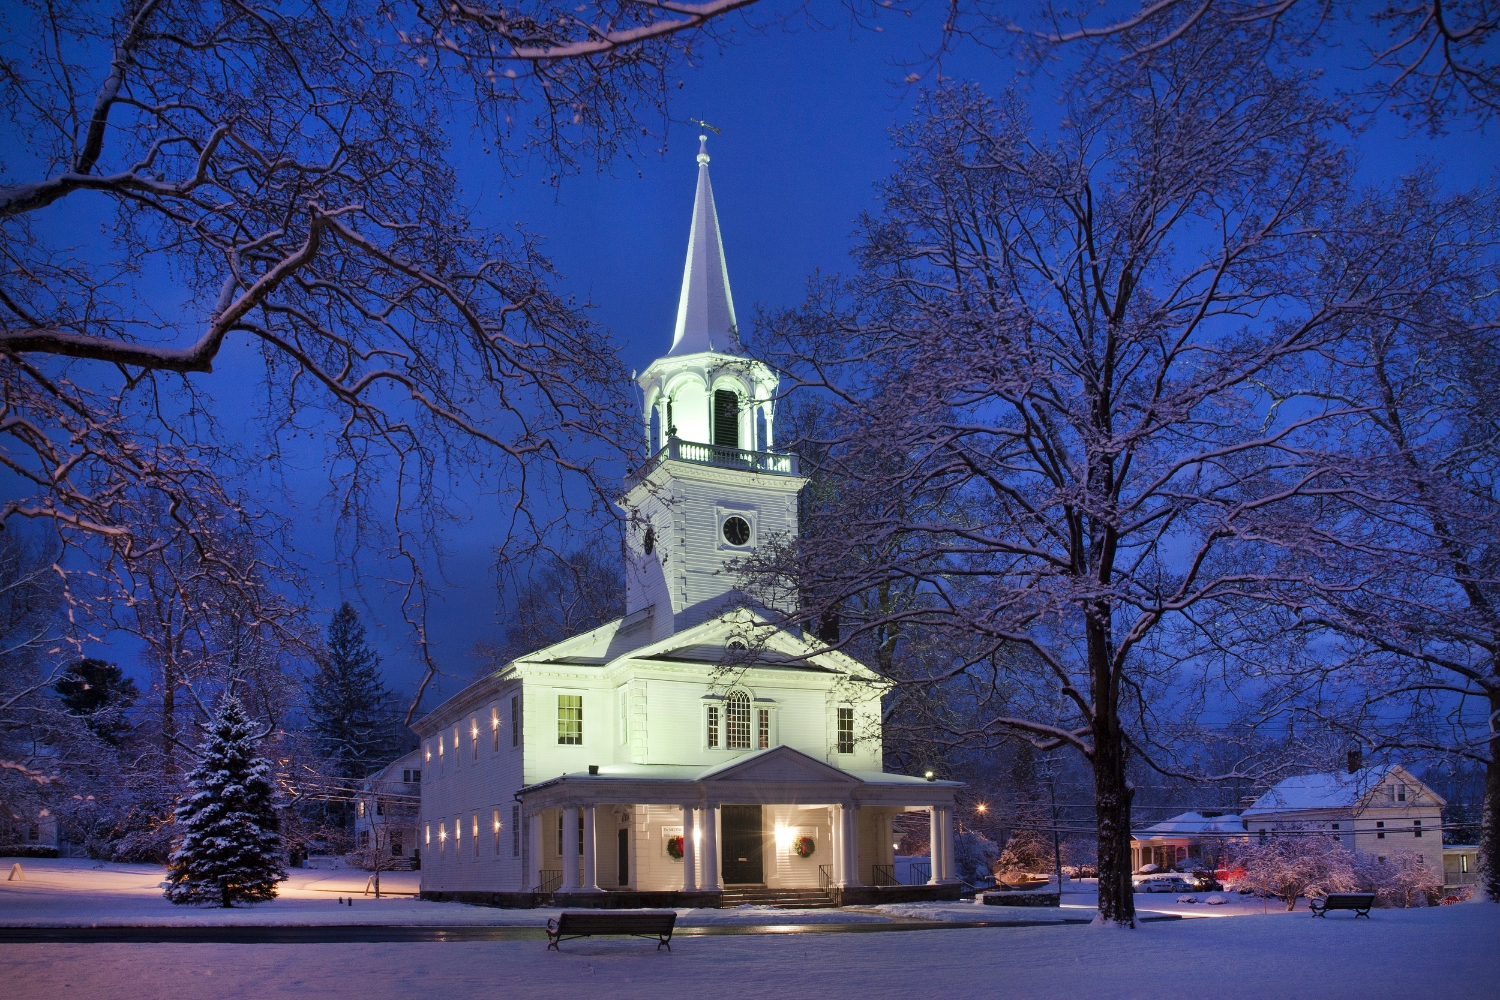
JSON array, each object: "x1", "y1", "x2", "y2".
[{"x1": 414, "y1": 137, "x2": 961, "y2": 907}]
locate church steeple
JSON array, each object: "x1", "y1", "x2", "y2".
[
  {"x1": 623, "y1": 136, "x2": 805, "y2": 639},
  {"x1": 670, "y1": 135, "x2": 738, "y2": 356}
]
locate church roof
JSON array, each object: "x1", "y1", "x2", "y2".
[{"x1": 669, "y1": 135, "x2": 739, "y2": 357}]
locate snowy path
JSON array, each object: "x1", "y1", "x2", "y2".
[{"x1": 2, "y1": 903, "x2": 1494, "y2": 1000}]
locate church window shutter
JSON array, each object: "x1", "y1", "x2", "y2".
[{"x1": 713, "y1": 389, "x2": 739, "y2": 448}]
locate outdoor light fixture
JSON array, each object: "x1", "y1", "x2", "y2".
[
  {"x1": 924, "y1": 770, "x2": 935, "y2": 781},
  {"x1": 976, "y1": 803, "x2": 988, "y2": 814},
  {"x1": 774, "y1": 823, "x2": 794, "y2": 850},
  {"x1": 589, "y1": 764, "x2": 600, "y2": 775}
]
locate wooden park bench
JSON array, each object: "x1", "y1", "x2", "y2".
[
  {"x1": 545, "y1": 910, "x2": 677, "y2": 951},
  {"x1": 1309, "y1": 893, "x2": 1376, "y2": 918}
]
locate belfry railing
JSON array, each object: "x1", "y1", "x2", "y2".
[{"x1": 631, "y1": 437, "x2": 800, "y2": 482}]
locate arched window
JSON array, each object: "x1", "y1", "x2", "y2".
[{"x1": 726, "y1": 690, "x2": 751, "y2": 749}]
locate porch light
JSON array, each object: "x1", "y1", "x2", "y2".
[
  {"x1": 976, "y1": 803, "x2": 987, "y2": 814},
  {"x1": 774, "y1": 823, "x2": 794, "y2": 850},
  {"x1": 924, "y1": 770, "x2": 935, "y2": 781}
]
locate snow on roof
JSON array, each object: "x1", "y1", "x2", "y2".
[
  {"x1": 1242, "y1": 766, "x2": 1397, "y2": 816},
  {"x1": 1141, "y1": 811, "x2": 1246, "y2": 836}
]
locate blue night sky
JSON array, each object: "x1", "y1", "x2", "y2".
[{"x1": 83, "y1": 14, "x2": 1497, "y2": 707}]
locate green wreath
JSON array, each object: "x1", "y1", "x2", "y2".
[
  {"x1": 793, "y1": 835, "x2": 816, "y2": 859},
  {"x1": 666, "y1": 835, "x2": 685, "y2": 860}
]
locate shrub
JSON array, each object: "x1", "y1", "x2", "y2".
[{"x1": 0, "y1": 844, "x2": 60, "y2": 859}]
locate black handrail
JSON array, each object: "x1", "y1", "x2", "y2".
[
  {"x1": 908, "y1": 862, "x2": 931, "y2": 885},
  {"x1": 872, "y1": 864, "x2": 899, "y2": 887},
  {"x1": 534, "y1": 869, "x2": 562, "y2": 893},
  {"x1": 818, "y1": 864, "x2": 833, "y2": 890}
]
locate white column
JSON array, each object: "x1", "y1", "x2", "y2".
[
  {"x1": 928, "y1": 806, "x2": 941, "y2": 885},
  {"x1": 682, "y1": 805, "x2": 698, "y2": 892},
  {"x1": 940, "y1": 807, "x2": 955, "y2": 882},
  {"x1": 561, "y1": 806, "x2": 580, "y2": 891},
  {"x1": 831, "y1": 806, "x2": 844, "y2": 884},
  {"x1": 843, "y1": 804, "x2": 862, "y2": 887},
  {"x1": 702, "y1": 804, "x2": 721, "y2": 891},
  {"x1": 582, "y1": 805, "x2": 599, "y2": 891},
  {"x1": 528, "y1": 812, "x2": 542, "y2": 891}
]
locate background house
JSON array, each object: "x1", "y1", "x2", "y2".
[
  {"x1": 353, "y1": 749, "x2": 423, "y2": 869},
  {"x1": 1131, "y1": 812, "x2": 1247, "y2": 873},
  {"x1": 1242, "y1": 763, "x2": 1445, "y2": 880}
]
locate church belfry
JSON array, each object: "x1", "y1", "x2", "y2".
[{"x1": 624, "y1": 135, "x2": 805, "y2": 640}]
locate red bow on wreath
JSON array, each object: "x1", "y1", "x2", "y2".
[
  {"x1": 667, "y1": 836, "x2": 685, "y2": 860},
  {"x1": 793, "y1": 835, "x2": 816, "y2": 859}
]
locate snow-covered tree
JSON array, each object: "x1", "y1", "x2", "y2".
[
  {"x1": 1354, "y1": 850, "x2": 1445, "y2": 908},
  {"x1": 1234, "y1": 836, "x2": 1359, "y2": 911},
  {"x1": 953, "y1": 830, "x2": 1001, "y2": 884},
  {"x1": 165, "y1": 696, "x2": 285, "y2": 908},
  {"x1": 998, "y1": 828, "x2": 1051, "y2": 878}
]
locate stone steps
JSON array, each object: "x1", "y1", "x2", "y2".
[{"x1": 717, "y1": 886, "x2": 838, "y2": 909}]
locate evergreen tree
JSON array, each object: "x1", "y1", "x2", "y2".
[
  {"x1": 165, "y1": 695, "x2": 285, "y2": 907},
  {"x1": 308, "y1": 603, "x2": 399, "y2": 779},
  {"x1": 54, "y1": 658, "x2": 139, "y2": 745}
]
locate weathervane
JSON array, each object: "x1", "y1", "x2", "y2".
[{"x1": 689, "y1": 118, "x2": 721, "y2": 134}]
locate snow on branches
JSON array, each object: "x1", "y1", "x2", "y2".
[{"x1": 164, "y1": 695, "x2": 286, "y2": 908}]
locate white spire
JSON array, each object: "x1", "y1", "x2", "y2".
[{"x1": 670, "y1": 134, "x2": 738, "y2": 356}]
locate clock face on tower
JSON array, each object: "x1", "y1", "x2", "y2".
[{"x1": 721, "y1": 516, "x2": 751, "y2": 546}]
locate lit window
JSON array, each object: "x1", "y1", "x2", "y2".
[
  {"x1": 425, "y1": 744, "x2": 432, "y2": 763},
  {"x1": 438, "y1": 735, "x2": 444, "y2": 770},
  {"x1": 1377, "y1": 821, "x2": 1386, "y2": 839},
  {"x1": 453, "y1": 727, "x2": 461, "y2": 767},
  {"x1": 837, "y1": 707, "x2": 854, "y2": 754},
  {"x1": 512, "y1": 806, "x2": 521, "y2": 857},
  {"x1": 707, "y1": 705, "x2": 720, "y2": 748},
  {"x1": 494, "y1": 809, "x2": 502, "y2": 855},
  {"x1": 1462, "y1": 855, "x2": 1469, "y2": 873},
  {"x1": 473, "y1": 813, "x2": 479, "y2": 856},
  {"x1": 439, "y1": 822, "x2": 447, "y2": 854},
  {"x1": 727, "y1": 691, "x2": 751, "y2": 749},
  {"x1": 492, "y1": 707, "x2": 500, "y2": 752},
  {"x1": 558, "y1": 695, "x2": 583, "y2": 745},
  {"x1": 472, "y1": 720, "x2": 479, "y2": 760},
  {"x1": 358, "y1": 801, "x2": 365, "y2": 818},
  {"x1": 758, "y1": 708, "x2": 770, "y2": 749},
  {"x1": 425, "y1": 824, "x2": 431, "y2": 846},
  {"x1": 511, "y1": 695, "x2": 520, "y2": 748},
  {"x1": 455, "y1": 814, "x2": 462, "y2": 852}
]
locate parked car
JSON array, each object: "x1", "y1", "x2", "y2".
[
  {"x1": 1134, "y1": 875, "x2": 1195, "y2": 894},
  {"x1": 1182, "y1": 871, "x2": 1223, "y2": 892}
]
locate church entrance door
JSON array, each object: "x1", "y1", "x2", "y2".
[{"x1": 720, "y1": 805, "x2": 764, "y2": 885}]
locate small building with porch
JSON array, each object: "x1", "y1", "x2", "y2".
[
  {"x1": 413, "y1": 135, "x2": 962, "y2": 908},
  {"x1": 1131, "y1": 812, "x2": 1247, "y2": 873}
]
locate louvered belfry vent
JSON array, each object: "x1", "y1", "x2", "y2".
[{"x1": 713, "y1": 389, "x2": 739, "y2": 448}]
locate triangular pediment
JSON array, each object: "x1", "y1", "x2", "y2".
[{"x1": 699, "y1": 745, "x2": 862, "y2": 785}]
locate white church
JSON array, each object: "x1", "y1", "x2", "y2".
[{"x1": 415, "y1": 136, "x2": 962, "y2": 908}]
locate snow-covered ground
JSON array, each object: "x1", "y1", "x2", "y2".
[
  {"x1": 3, "y1": 859, "x2": 1495, "y2": 999},
  {"x1": 0, "y1": 858, "x2": 891, "y2": 927},
  {"x1": 2, "y1": 901, "x2": 1494, "y2": 1000},
  {"x1": 0, "y1": 859, "x2": 1377, "y2": 927}
]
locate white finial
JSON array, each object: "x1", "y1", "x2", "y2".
[{"x1": 697, "y1": 134, "x2": 710, "y2": 165}]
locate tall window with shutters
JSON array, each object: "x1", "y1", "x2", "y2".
[
  {"x1": 758, "y1": 709, "x2": 770, "y2": 749},
  {"x1": 511, "y1": 695, "x2": 520, "y2": 748},
  {"x1": 706, "y1": 705, "x2": 720, "y2": 748},
  {"x1": 492, "y1": 706, "x2": 500, "y2": 751}
]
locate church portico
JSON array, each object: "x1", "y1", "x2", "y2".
[{"x1": 498, "y1": 746, "x2": 962, "y2": 908}]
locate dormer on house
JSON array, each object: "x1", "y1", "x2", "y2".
[{"x1": 412, "y1": 137, "x2": 962, "y2": 907}]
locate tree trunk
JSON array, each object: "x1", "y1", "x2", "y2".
[
  {"x1": 1093, "y1": 723, "x2": 1136, "y2": 925},
  {"x1": 1483, "y1": 689, "x2": 1500, "y2": 902}
]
